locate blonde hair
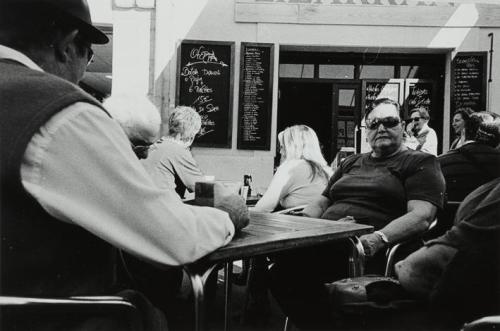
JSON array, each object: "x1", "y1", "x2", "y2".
[
  {"x1": 168, "y1": 106, "x2": 202, "y2": 142},
  {"x1": 278, "y1": 125, "x2": 330, "y2": 181}
]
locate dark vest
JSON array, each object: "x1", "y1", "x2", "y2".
[{"x1": 0, "y1": 60, "x2": 117, "y2": 296}]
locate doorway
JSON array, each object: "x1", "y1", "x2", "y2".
[
  {"x1": 278, "y1": 80, "x2": 362, "y2": 164},
  {"x1": 278, "y1": 51, "x2": 446, "y2": 156}
]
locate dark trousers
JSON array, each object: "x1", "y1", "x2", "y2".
[
  {"x1": 118, "y1": 252, "x2": 187, "y2": 326},
  {"x1": 269, "y1": 240, "x2": 385, "y2": 331}
]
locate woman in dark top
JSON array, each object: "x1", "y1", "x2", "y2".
[{"x1": 269, "y1": 98, "x2": 445, "y2": 330}]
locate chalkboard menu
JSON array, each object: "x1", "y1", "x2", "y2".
[
  {"x1": 363, "y1": 80, "x2": 402, "y2": 112},
  {"x1": 237, "y1": 43, "x2": 274, "y2": 150},
  {"x1": 177, "y1": 40, "x2": 234, "y2": 148},
  {"x1": 406, "y1": 81, "x2": 433, "y2": 114},
  {"x1": 451, "y1": 52, "x2": 487, "y2": 114}
]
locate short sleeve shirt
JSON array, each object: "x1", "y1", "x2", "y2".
[{"x1": 321, "y1": 149, "x2": 445, "y2": 230}]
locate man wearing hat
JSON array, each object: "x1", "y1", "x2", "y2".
[{"x1": 0, "y1": 1, "x2": 248, "y2": 329}]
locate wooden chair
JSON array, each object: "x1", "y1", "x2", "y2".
[{"x1": 0, "y1": 294, "x2": 146, "y2": 331}]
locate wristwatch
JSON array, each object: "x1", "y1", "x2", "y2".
[{"x1": 374, "y1": 230, "x2": 390, "y2": 244}]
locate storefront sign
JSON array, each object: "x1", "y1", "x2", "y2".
[
  {"x1": 237, "y1": 43, "x2": 274, "y2": 150},
  {"x1": 177, "y1": 40, "x2": 234, "y2": 148}
]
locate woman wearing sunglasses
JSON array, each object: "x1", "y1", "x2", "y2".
[{"x1": 269, "y1": 98, "x2": 446, "y2": 330}]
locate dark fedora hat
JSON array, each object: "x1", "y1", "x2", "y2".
[{"x1": 5, "y1": 0, "x2": 109, "y2": 44}]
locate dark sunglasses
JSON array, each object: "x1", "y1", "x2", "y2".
[
  {"x1": 366, "y1": 117, "x2": 401, "y2": 130},
  {"x1": 412, "y1": 117, "x2": 421, "y2": 122}
]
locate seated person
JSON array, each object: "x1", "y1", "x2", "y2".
[
  {"x1": 395, "y1": 176, "x2": 500, "y2": 327},
  {"x1": 253, "y1": 125, "x2": 333, "y2": 212},
  {"x1": 439, "y1": 111, "x2": 500, "y2": 202},
  {"x1": 450, "y1": 109, "x2": 473, "y2": 150},
  {"x1": 103, "y1": 94, "x2": 161, "y2": 159},
  {"x1": 142, "y1": 106, "x2": 205, "y2": 198},
  {"x1": 269, "y1": 98, "x2": 445, "y2": 330},
  {"x1": 0, "y1": 3, "x2": 248, "y2": 330},
  {"x1": 435, "y1": 113, "x2": 500, "y2": 236}
]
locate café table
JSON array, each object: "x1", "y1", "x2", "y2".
[{"x1": 183, "y1": 211, "x2": 373, "y2": 331}]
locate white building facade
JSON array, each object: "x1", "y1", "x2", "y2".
[{"x1": 110, "y1": 0, "x2": 500, "y2": 191}]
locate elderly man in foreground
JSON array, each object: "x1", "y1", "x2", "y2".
[
  {"x1": 0, "y1": 1, "x2": 247, "y2": 329},
  {"x1": 269, "y1": 98, "x2": 445, "y2": 330}
]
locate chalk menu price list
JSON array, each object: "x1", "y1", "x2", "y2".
[
  {"x1": 177, "y1": 40, "x2": 234, "y2": 148},
  {"x1": 451, "y1": 52, "x2": 487, "y2": 114},
  {"x1": 237, "y1": 43, "x2": 274, "y2": 150}
]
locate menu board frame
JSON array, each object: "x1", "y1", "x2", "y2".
[
  {"x1": 450, "y1": 51, "x2": 487, "y2": 115},
  {"x1": 404, "y1": 79, "x2": 436, "y2": 118},
  {"x1": 361, "y1": 79, "x2": 405, "y2": 117},
  {"x1": 237, "y1": 42, "x2": 274, "y2": 150},
  {"x1": 176, "y1": 40, "x2": 234, "y2": 148}
]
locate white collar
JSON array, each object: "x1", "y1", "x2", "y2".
[
  {"x1": 162, "y1": 136, "x2": 190, "y2": 149},
  {"x1": 417, "y1": 122, "x2": 430, "y2": 135},
  {"x1": 0, "y1": 44, "x2": 44, "y2": 72}
]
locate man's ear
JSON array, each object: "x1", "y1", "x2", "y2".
[{"x1": 53, "y1": 29, "x2": 79, "y2": 63}]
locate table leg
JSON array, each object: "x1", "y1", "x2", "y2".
[
  {"x1": 185, "y1": 264, "x2": 218, "y2": 331},
  {"x1": 348, "y1": 236, "x2": 365, "y2": 277}
]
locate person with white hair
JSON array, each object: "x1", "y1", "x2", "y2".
[
  {"x1": 103, "y1": 94, "x2": 161, "y2": 159},
  {"x1": 142, "y1": 105, "x2": 206, "y2": 198},
  {"x1": 254, "y1": 124, "x2": 333, "y2": 212}
]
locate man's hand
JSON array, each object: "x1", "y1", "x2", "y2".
[
  {"x1": 359, "y1": 233, "x2": 386, "y2": 257},
  {"x1": 213, "y1": 183, "x2": 249, "y2": 231}
]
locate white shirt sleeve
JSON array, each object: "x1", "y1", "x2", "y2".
[
  {"x1": 21, "y1": 102, "x2": 235, "y2": 266},
  {"x1": 421, "y1": 128, "x2": 438, "y2": 156},
  {"x1": 253, "y1": 160, "x2": 295, "y2": 213}
]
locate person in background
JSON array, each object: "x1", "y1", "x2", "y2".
[
  {"x1": 103, "y1": 94, "x2": 161, "y2": 159},
  {"x1": 142, "y1": 106, "x2": 206, "y2": 198},
  {"x1": 450, "y1": 109, "x2": 473, "y2": 150},
  {"x1": 438, "y1": 112, "x2": 499, "y2": 205},
  {"x1": 431, "y1": 114, "x2": 500, "y2": 238},
  {"x1": 396, "y1": 119, "x2": 500, "y2": 300},
  {"x1": 0, "y1": 1, "x2": 247, "y2": 329},
  {"x1": 247, "y1": 125, "x2": 332, "y2": 325},
  {"x1": 253, "y1": 125, "x2": 333, "y2": 213},
  {"x1": 395, "y1": 176, "x2": 500, "y2": 327},
  {"x1": 405, "y1": 107, "x2": 438, "y2": 155},
  {"x1": 269, "y1": 98, "x2": 445, "y2": 330}
]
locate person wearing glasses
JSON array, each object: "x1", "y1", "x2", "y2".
[
  {"x1": 142, "y1": 106, "x2": 207, "y2": 199},
  {"x1": 268, "y1": 98, "x2": 445, "y2": 330},
  {"x1": 103, "y1": 94, "x2": 161, "y2": 159},
  {"x1": 0, "y1": 1, "x2": 248, "y2": 330},
  {"x1": 405, "y1": 107, "x2": 438, "y2": 155}
]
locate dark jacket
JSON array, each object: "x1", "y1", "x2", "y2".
[{"x1": 0, "y1": 59, "x2": 117, "y2": 296}]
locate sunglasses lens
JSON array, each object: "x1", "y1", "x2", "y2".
[
  {"x1": 367, "y1": 117, "x2": 400, "y2": 130},
  {"x1": 413, "y1": 117, "x2": 420, "y2": 121}
]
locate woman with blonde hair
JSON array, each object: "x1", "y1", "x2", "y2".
[{"x1": 254, "y1": 125, "x2": 333, "y2": 212}]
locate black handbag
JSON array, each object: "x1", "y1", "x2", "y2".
[{"x1": 326, "y1": 275, "x2": 417, "y2": 314}]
